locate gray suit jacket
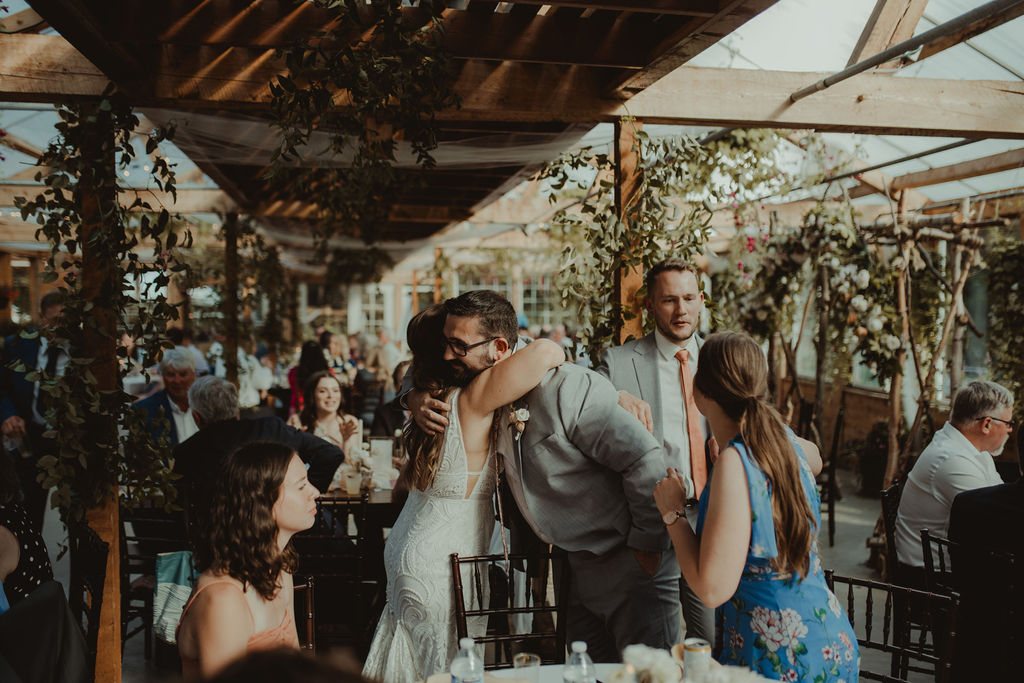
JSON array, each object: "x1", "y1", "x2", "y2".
[
  {"x1": 594, "y1": 331, "x2": 707, "y2": 445},
  {"x1": 497, "y1": 363, "x2": 670, "y2": 556}
]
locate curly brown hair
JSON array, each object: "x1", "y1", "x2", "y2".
[{"x1": 193, "y1": 441, "x2": 299, "y2": 600}]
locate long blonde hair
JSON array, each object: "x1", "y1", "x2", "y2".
[
  {"x1": 399, "y1": 304, "x2": 455, "y2": 491},
  {"x1": 694, "y1": 332, "x2": 816, "y2": 577}
]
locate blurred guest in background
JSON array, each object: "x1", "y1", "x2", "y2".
[{"x1": 134, "y1": 347, "x2": 198, "y2": 448}]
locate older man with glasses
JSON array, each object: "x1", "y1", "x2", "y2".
[{"x1": 894, "y1": 379, "x2": 1013, "y2": 589}]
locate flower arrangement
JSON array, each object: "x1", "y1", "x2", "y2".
[{"x1": 610, "y1": 645, "x2": 681, "y2": 683}]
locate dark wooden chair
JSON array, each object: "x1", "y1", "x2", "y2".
[
  {"x1": 450, "y1": 550, "x2": 569, "y2": 670},
  {"x1": 119, "y1": 504, "x2": 190, "y2": 659},
  {"x1": 292, "y1": 495, "x2": 374, "y2": 654},
  {"x1": 880, "y1": 480, "x2": 903, "y2": 582},
  {"x1": 68, "y1": 522, "x2": 110, "y2": 681},
  {"x1": 825, "y1": 570, "x2": 958, "y2": 683},
  {"x1": 919, "y1": 528, "x2": 956, "y2": 596},
  {"x1": 294, "y1": 578, "x2": 316, "y2": 653}
]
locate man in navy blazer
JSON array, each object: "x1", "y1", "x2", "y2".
[
  {"x1": 133, "y1": 346, "x2": 198, "y2": 448},
  {"x1": 0, "y1": 292, "x2": 66, "y2": 529}
]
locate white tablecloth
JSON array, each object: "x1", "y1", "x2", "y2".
[{"x1": 490, "y1": 662, "x2": 620, "y2": 682}]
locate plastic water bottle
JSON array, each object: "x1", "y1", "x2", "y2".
[
  {"x1": 450, "y1": 637, "x2": 483, "y2": 683},
  {"x1": 563, "y1": 641, "x2": 597, "y2": 683}
]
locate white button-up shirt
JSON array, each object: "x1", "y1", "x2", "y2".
[
  {"x1": 895, "y1": 421, "x2": 1004, "y2": 566},
  {"x1": 168, "y1": 399, "x2": 199, "y2": 443},
  {"x1": 653, "y1": 330, "x2": 701, "y2": 499}
]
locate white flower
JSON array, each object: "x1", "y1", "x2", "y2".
[
  {"x1": 514, "y1": 408, "x2": 530, "y2": 422},
  {"x1": 850, "y1": 295, "x2": 868, "y2": 313},
  {"x1": 891, "y1": 256, "x2": 905, "y2": 271},
  {"x1": 884, "y1": 334, "x2": 901, "y2": 351},
  {"x1": 828, "y1": 591, "x2": 842, "y2": 618},
  {"x1": 616, "y1": 645, "x2": 680, "y2": 683},
  {"x1": 856, "y1": 269, "x2": 870, "y2": 289},
  {"x1": 867, "y1": 316, "x2": 883, "y2": 333}
]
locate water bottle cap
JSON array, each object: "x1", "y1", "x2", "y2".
[
  {"x1": 571, "y1": 641, "x2": 587, "y2": 653},
  {"x1": 460, "y1": 637, "x2": 475, "y2": 650}
]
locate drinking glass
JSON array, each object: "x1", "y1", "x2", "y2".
[{"x1": 512, "y1": 652, "x2": 541, "y2": 683}]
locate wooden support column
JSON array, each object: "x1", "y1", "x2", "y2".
[
  {"x1": 813, "y1": 265, "x2": 829, "y2": 449},
  {"x1": 78, "y1": 98, "x2": 121, "y2": 683},
  {"x1": 410, "y1": 270, "x2": 419, "y2": 315},
  {"x1": 613, "y1": 120, "x2": 644, "y2": 343},
  {"x1": 949, "y1": 240, "x2": 966, "y2": 397},
  {"x1": 223, "y1": 213, "x2": 240, "y2": 386},
  {"x1": 0, "y1": 252, "x2": 12, "y2": 326},
  {"x1": 433, "y1": 247, "x2": 444, "y2": 304},
  {"x1": 27, "y1": 257, "x2": 43, "y2": 320}
]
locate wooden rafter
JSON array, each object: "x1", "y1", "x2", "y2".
[
  {"x1": 0, "y1": 7, "x2": 47, "y2": 32},
  {"x1": 917, "y1": 2, "x2": 1024, "y2": 62},
  {"x1": 503, "y1": 1, "x2": 721, "y2": 17},
  {"x1": 847, "y1": 0, "x2": 929, "y2": 67},
  {"x1": 889, "y1": 147, "x2": 1024, "y2": 191}
]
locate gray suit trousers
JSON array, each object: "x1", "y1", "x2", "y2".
[
  {"x1": 680, "y1": 507, "x2": 714, "y2": 642},
  {"x1": 564, "y1": 545, "x2": 681, "y2": 662}
]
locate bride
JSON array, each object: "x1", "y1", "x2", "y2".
[{"x1": 362, "y1": 303, "x2": 565, "y2": 681}]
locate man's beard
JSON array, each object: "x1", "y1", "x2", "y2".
[{"x1": 448, "y1": 356, "x2": 494, "y2": 387}]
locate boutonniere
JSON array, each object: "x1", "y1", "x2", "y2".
[{"x1": 507, "y1": 402, "x2": 530, "y2": 442}]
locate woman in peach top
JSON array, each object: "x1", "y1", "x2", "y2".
[{"x1": 176, "y1": 441, "x2": 319, "y2": 680}]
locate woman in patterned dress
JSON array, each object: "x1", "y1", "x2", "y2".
[{"x1": 654, "y1": 332, "x2": 857, "y2": 682}]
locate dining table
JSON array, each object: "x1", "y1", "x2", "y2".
[{"x1": 489, "y1": 662, "x2": 621, "y2": 682}]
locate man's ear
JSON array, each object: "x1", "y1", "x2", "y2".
[{"x1": 492, "y1": 338, "x2": 510, "y2": 358}]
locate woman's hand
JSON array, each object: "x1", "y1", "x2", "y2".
[
  {"x1": 653, "y1": 467, "x2": 688, "y2": 517},
  {"x1": 286, "y1": 413, "x2": 302, "y2": 429},
  {"x1": 340, "y1": 415, "x2": 359, "y2": 440}
]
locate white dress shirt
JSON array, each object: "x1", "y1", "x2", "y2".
[
  {"x1": 894, "y1": 421, "x2": 1003, "y2": 566},
  {"x1": 653, "y1": 330, "x2": 701, "y2": 499},
  {"x1": 168, "y1": 399, "x2": 199, "y2": 443},
  {"x1": 32, "y1": 337, "x2": 69, "y2": 425}
]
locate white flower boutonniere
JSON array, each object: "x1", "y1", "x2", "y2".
[{"x1": 508, "y1": 403, "x2": 530, "y2": 441}]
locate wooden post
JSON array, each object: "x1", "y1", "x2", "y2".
[
  {"x1": 410, "y1": 270, "x2": 419, "y2": 315},
  {"x1": 0, "y1": 252, "x2": 12, "y2": 326},
  {"x1": 78, "y1": 98, "x2": 121, "y2": 682},
  {"x1": 613, "y1": 119, "x2": 644, "y2": 343},
  {"x1": 884, "y1": 248, "x2": 910, "y2": 488},
  {"x1": 813, "y1": 265, "x2": 829, "y2": 449},
  {"x1": 949, "y1": 243, "x2": 966, "y2": 397},
  {"x1": 223, "y1": 213, "x2": 240, "y2": 386},
  {"x1": 433, "y1": 247, "x2": 443, "y2": 304},
  {"x1": 27, "y1": 257, "x2": 43, "y2": 319}
]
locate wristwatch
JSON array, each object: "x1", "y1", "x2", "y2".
[{"x1": 662, "y1": 509, "x2": 686, "y2": 526}]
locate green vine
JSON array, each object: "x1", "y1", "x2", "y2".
[
  {"x1": 14, "y1": 91, "x2": 189, "y2": 523},
  {"x1": 266, "y1": 0, "x2": 459, "y2": 250},
  {"x1": 539, "y1": 125, "x2": 795, "y2": 362},
  {"x1": 427, "y1": 248, "x2": 452, "y2": 301},
  {"x1": 986, "y1": 235, "x2": 1024, "y2": 424},
  {"x1": 325, "y1": 246, "x2": 394, "y2": 285}
]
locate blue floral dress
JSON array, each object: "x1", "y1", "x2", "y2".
[{"x1": 697, "y1": 431, "x2": 858, "y2": 682}]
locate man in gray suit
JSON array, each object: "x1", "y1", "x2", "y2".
[
  {"x1": 408, "y1": 290, "x2": 681, "y2": 661},
  {"x1": 594, "y1": 257, "x2": 715, "y2": 644}
]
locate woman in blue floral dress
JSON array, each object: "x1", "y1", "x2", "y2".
[{"x1": 654, "y1": 332, "x2": 857, "y2": 682}]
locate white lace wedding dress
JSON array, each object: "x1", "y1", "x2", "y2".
[{"x1": 363, "y1": 389, "x2": 495, "y2": 682}]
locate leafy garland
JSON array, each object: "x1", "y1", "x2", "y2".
[
  {"x1": 986, "y1": 235, "x2": 1024, "y2": 423},
  {"x1": 14, "y1": 91, "x2": 189, "y2": 522},
  {"x1": 539, "y1": 126, "x2": 792, "y2": 362},
  {"x1": 266, "y1": 0, "x2": 459, "y2": 249}
]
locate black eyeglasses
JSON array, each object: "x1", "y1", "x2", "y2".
[
  {"x1": 984, "y1": 415, "x2": 1014, "y2": 429},
  {"x1": 446, "y1": 336, "x2": 498, "y2": 357}
]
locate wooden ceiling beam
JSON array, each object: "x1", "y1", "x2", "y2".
[
  {"x1": 6, "y1": 34, "x2": 1024, "y2": 139},
  {"x1": 615, "y1": 0, "x2": 778, "y2": 93},
  {"x1": 500, "y1": 1, "x2": 720, "y2": 17},
  {"x1": 917, "y1": 2, "x2": 1024, "y2": 62},
  {"x1": 0, "y1": 185, "x2": 237, "y2": 213},
  {"x1": 0, "y1": 7, "x2": 47, "y2": 32},
  {"x1": 0, "y1": 132, "x2": 44, "y2": 160},
  {"x1": 847, "y1": 0, "x2": 929, "y2": 67},
  {"x1": 889, "y1": 148, "x2": 1024, "y2": 190}
]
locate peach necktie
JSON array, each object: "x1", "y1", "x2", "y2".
[{"x1": 675, "y1": 348, "x2": 707, "y2": 498}]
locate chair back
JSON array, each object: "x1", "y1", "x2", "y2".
[
  {"x1": 825, "y1": 570, "x2": 958, "y2": 683},
  {"x1": 294, "y1": 578, "x2": 316, "y2": 652},
  {"x1": 69, "y1": 523, "x2": 110, "y2": 680},
  {"x1": 450, "y1": 550, "x2": 569, "y2": 670},
  {"x1": 919, "y1": 529, "x2": 956, "y2": 596},
  {"x1": 880, "y1": 480, "x2": 903, "y2": 580},
  {"x1": 291, "y1": 495, "x2": 370, "y2": 653}
]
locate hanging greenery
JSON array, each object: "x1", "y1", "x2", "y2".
[
  {"x1": 325, "y1": 246, "x2": 394, "y2": 284},
  {"x1": 539, "y1": 125, "x2": 795, "y2": 362},
  {"x1": 426, "y1": 248, "x2": 452, "y2": 301},
  {"x1": 986, "y1": 235, "x2": 1024, "y2": 423},
  {"x1": 14, "y1": 90, "x2": 190, "y2": 523},
  {"x1": 266, "y1": 0, "x2": 459, "y2": 249}
]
